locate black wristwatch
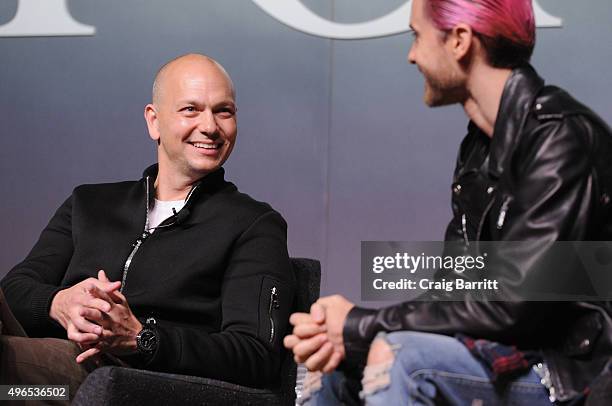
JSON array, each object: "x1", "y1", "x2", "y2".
[{"x1": 136, "y1": 317, "x2": 159, "y2": 355}]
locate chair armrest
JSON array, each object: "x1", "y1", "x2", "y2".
[{"x1": 73, "y1": 366, "x2": 292, "y2": 406}]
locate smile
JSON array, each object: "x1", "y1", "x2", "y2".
[{"x1": 190, "y1": 142, "x2": 221, "y2": 150}]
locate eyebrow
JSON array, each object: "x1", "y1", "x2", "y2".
[
  {"x1": 176, "y1": 99, "x2": 235, "y2": 106},
  {"x1": 175, "y1": 100, "x2": 237, "y2": 111}
]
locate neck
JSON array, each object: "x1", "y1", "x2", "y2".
[
  {"x1": 462, "y1": 64, "x2": 512, "y2": 138},
  {"x1": 154, "y1": 161, "x2": 202, "y2": 201}
]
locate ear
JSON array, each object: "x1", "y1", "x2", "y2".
[
  {"x1": 447, "y1": 23, "x2": 474, "y2": 62},
  {"x1": 144, "y1": 104, "x2": 160, "y2": 142}
]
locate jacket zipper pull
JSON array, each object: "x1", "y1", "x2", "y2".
[
  {"x1": 133, "y1": 231, "x2": 150, "y2": 246},
  {"x1": 497, "y1": 197, "x2": 511, "y2": 229}
]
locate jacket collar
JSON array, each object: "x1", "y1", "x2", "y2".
[
  {"x1": 141, "y1": 164, "x2": 226, "y2": 208},
  {"x1": 488, "y1": 64, "x2": 545, "y2": 179}
]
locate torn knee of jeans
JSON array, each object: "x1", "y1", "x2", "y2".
[
  {"x1": 299, "y1": 371, "x2": 323, "y2": 404},
  {"x1": 367, "y1": 336, "x2": 397, "y2": 365},
  {"x1": 360, "y1": 338, "x2": 397, "y2": 397},
  {"x1": 360, "y1": 360, "x2": 395, "y2": 397}
]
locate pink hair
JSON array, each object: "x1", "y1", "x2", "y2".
[{"x1": 426, "y1": 0, "x2": 535, "y2": 67}]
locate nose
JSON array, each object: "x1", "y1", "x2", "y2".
[
  {"x1": 407, "y1": 41, "x2": 416, "y2": 65},
  {"x1": 198, "y1": 109, "x2": 218, "y2": 137}
]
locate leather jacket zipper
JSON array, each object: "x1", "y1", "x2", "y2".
[
  {"x1": 461, "y1": 214, "x2": 470, "y2": 247},
  {"x1": 496, "y1": 196, "x2": 512, "y2": 230},
  {"x1": 476, "y1": 190, "x2": 497, "y2": 241},
  {"x1": 268, "y1": 286, "x2": 279, "y2": 343}
]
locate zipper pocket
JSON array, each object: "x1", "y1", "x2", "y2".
[{"x1": 268, "y1": 286, "x2": 279, "y2": 343}]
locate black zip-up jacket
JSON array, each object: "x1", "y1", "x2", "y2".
[
  {"x1": 344, "y1": 65, "x2": 612, "y2": 402},
  {"x1": 1, "y1": 165, "x2": 295, "y2": 388}
]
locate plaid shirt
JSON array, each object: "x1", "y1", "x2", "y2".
[
  {"x1": 456, "y1": 334, "x2": 541, "y2": 382},
  {"x1": 456, "y1": 334, "x2": 594, "y2": 404}
]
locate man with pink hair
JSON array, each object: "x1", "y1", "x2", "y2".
[{"x1": 285, "y1": 0, "x2": 612, "y2": 404}]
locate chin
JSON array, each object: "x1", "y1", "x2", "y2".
[
  {"x1": 424, "y1": 89, "x2": 459, "y2": 108},
  {"x1": 185, "y1": 162, "x2": 219, "y2": 178},
  {"x1": 424, "y1": 91, "x2": 442, "y2": 107}
]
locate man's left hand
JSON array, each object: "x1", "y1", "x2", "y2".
[{"x1": 76, "y1": 270, "x2": 143, "y2": 364}]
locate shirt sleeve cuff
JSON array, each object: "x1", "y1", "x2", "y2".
[
  {"x1": 30, "y1": 284, "x2": 65, "y2": 334},
  {"x1": 341, "y1": 306, "x2": 379, "y2": 369}
]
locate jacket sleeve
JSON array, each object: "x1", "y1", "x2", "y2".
[
  {"x1": 0, "y1": 195, "x2": 73, "y2": 337},
  {"x1": 343, "y1": 117, "x2": 600, "y2": 364},
  {"x1": 137, "y1": 210, "x2": 296, "y2": 388}
]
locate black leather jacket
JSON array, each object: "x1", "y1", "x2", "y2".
[{"x1": 344, "y1": 65, "x2": 612, "y2": 402}]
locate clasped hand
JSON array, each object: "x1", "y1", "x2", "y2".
[
  {"x1": 49, "y1": 270, "x2": 142, "y2": 364},
  {"x1": 283, "y1": 295, "x2": 354, "y2": 373}
]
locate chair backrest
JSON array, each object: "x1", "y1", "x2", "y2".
[
  {"x1": 277, "y1": 257, "x2": 321, "y2": 403},
  {"x1": 291, "y1": 257, "x2": 322, "y2": 313}
]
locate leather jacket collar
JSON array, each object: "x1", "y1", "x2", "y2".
[{"x1": 489, "y1": 64, "x2": 545, "y2": 179}]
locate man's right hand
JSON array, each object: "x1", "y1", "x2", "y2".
[
  {"x1": 284, "y1": 295, "x2": 354, "y2": 372},
  {"x1": 49, "y1": 276, "x2": 121, "y2": 344}
]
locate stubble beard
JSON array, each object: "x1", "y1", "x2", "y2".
[{"x1": 422, "y1": 68, "x2": 467, "y2": 108}]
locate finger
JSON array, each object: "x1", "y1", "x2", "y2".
[
  {"x1": 67, "y1": 323, "x2": 100, "y2": 344},
  {"x1": 100, "y1": 328, "x2": 116, "y2": 339},
  {"x1": 289, "y1": 312, "x2": 314, "y2": 326},
  {"x1": 283, "y1": 334, "x2": 300, "y2": 349},
  {"x1": 102, "y1": 281, "x2": 122, "y2": 293},
  {"x1": 108, "y1": 289, "x2": 127, "y2": 305},
  {"x1": 87, "y1": 286, "x2": 117, "y2": 310},
  {"x1": 86, "y1": 297, "x2": 112, "y2": 313},
  {"x1": 293, "y1": 322, "x2": 326, "y2": 338},
  {"x1": 76, "y1": 347, "x2": 101, "y2": 364},
  {"x1": 85, "y1": 278, "x2": 121, "y2": 294},
  {"x1": 88, "y1": 285, "x2": 114, "y2": 302},
  {"x1": 98, "y1": 270, "x2": 110, "y2": 283},
  {"x1": 97, "y1": 271, "x2": 122, "y2": 301},
  {"x1": 293, "y1": 333, "x2": 328, "y2": 363},
  {"x1": 322, "y1": 351, "x2": 343, "y2": 373},
  {"x1": 79, "y1": 307, "x2": 104, "y2": 323},
  {"x1": 72, "y1": 314, "x2": 103, "y2": 335},
  {"x1": 304, "y1": 342, "x2": 334, "y2": 372},
  {"x1": 99, "y1": 289, "x2": 124, "y2": 306},
  {"x1": 310, "y1": 303, "x2": 326, "y2": 324}
]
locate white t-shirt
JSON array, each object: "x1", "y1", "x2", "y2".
[{"x1": 148, "y1": 199, "x2": 186, "y2": 232}]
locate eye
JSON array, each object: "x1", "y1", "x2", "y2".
[
  {"x1": 181, "y1": 106, "x2": 196, "y2": 112},
  {"x1": 216, "y1": 107, "x2": 236, "y2": 118}
]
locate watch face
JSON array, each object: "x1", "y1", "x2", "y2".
[{"x1": 138, "y1": 329, "x2": 157, "y2": 353}]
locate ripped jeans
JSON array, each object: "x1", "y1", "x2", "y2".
[{"x1": 299, "y1": 331, "x2": 552, "y2": 406}]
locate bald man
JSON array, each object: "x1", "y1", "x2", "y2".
[{"x1": 0, "y1": 54, "x2": 295, "y2": 400}]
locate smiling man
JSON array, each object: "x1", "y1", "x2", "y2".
[
  {"x1": 0, "y1": 53, "x2": 295, "y2": 400},
  {"x1": 285, "y1": 0, "x2": 612, "y2": 405}
]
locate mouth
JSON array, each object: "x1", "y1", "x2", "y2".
[{"x1": 188, "y1": 141, "x2": 222, "y2": 150}]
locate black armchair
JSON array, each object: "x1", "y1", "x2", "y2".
[{"x1": 73, "y1": 257, "x2": 321, "y2": 406}]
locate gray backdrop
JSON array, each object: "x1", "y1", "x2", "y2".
[{"x1": 1, "y1": 0, "x2": 611, "y2": 306}]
